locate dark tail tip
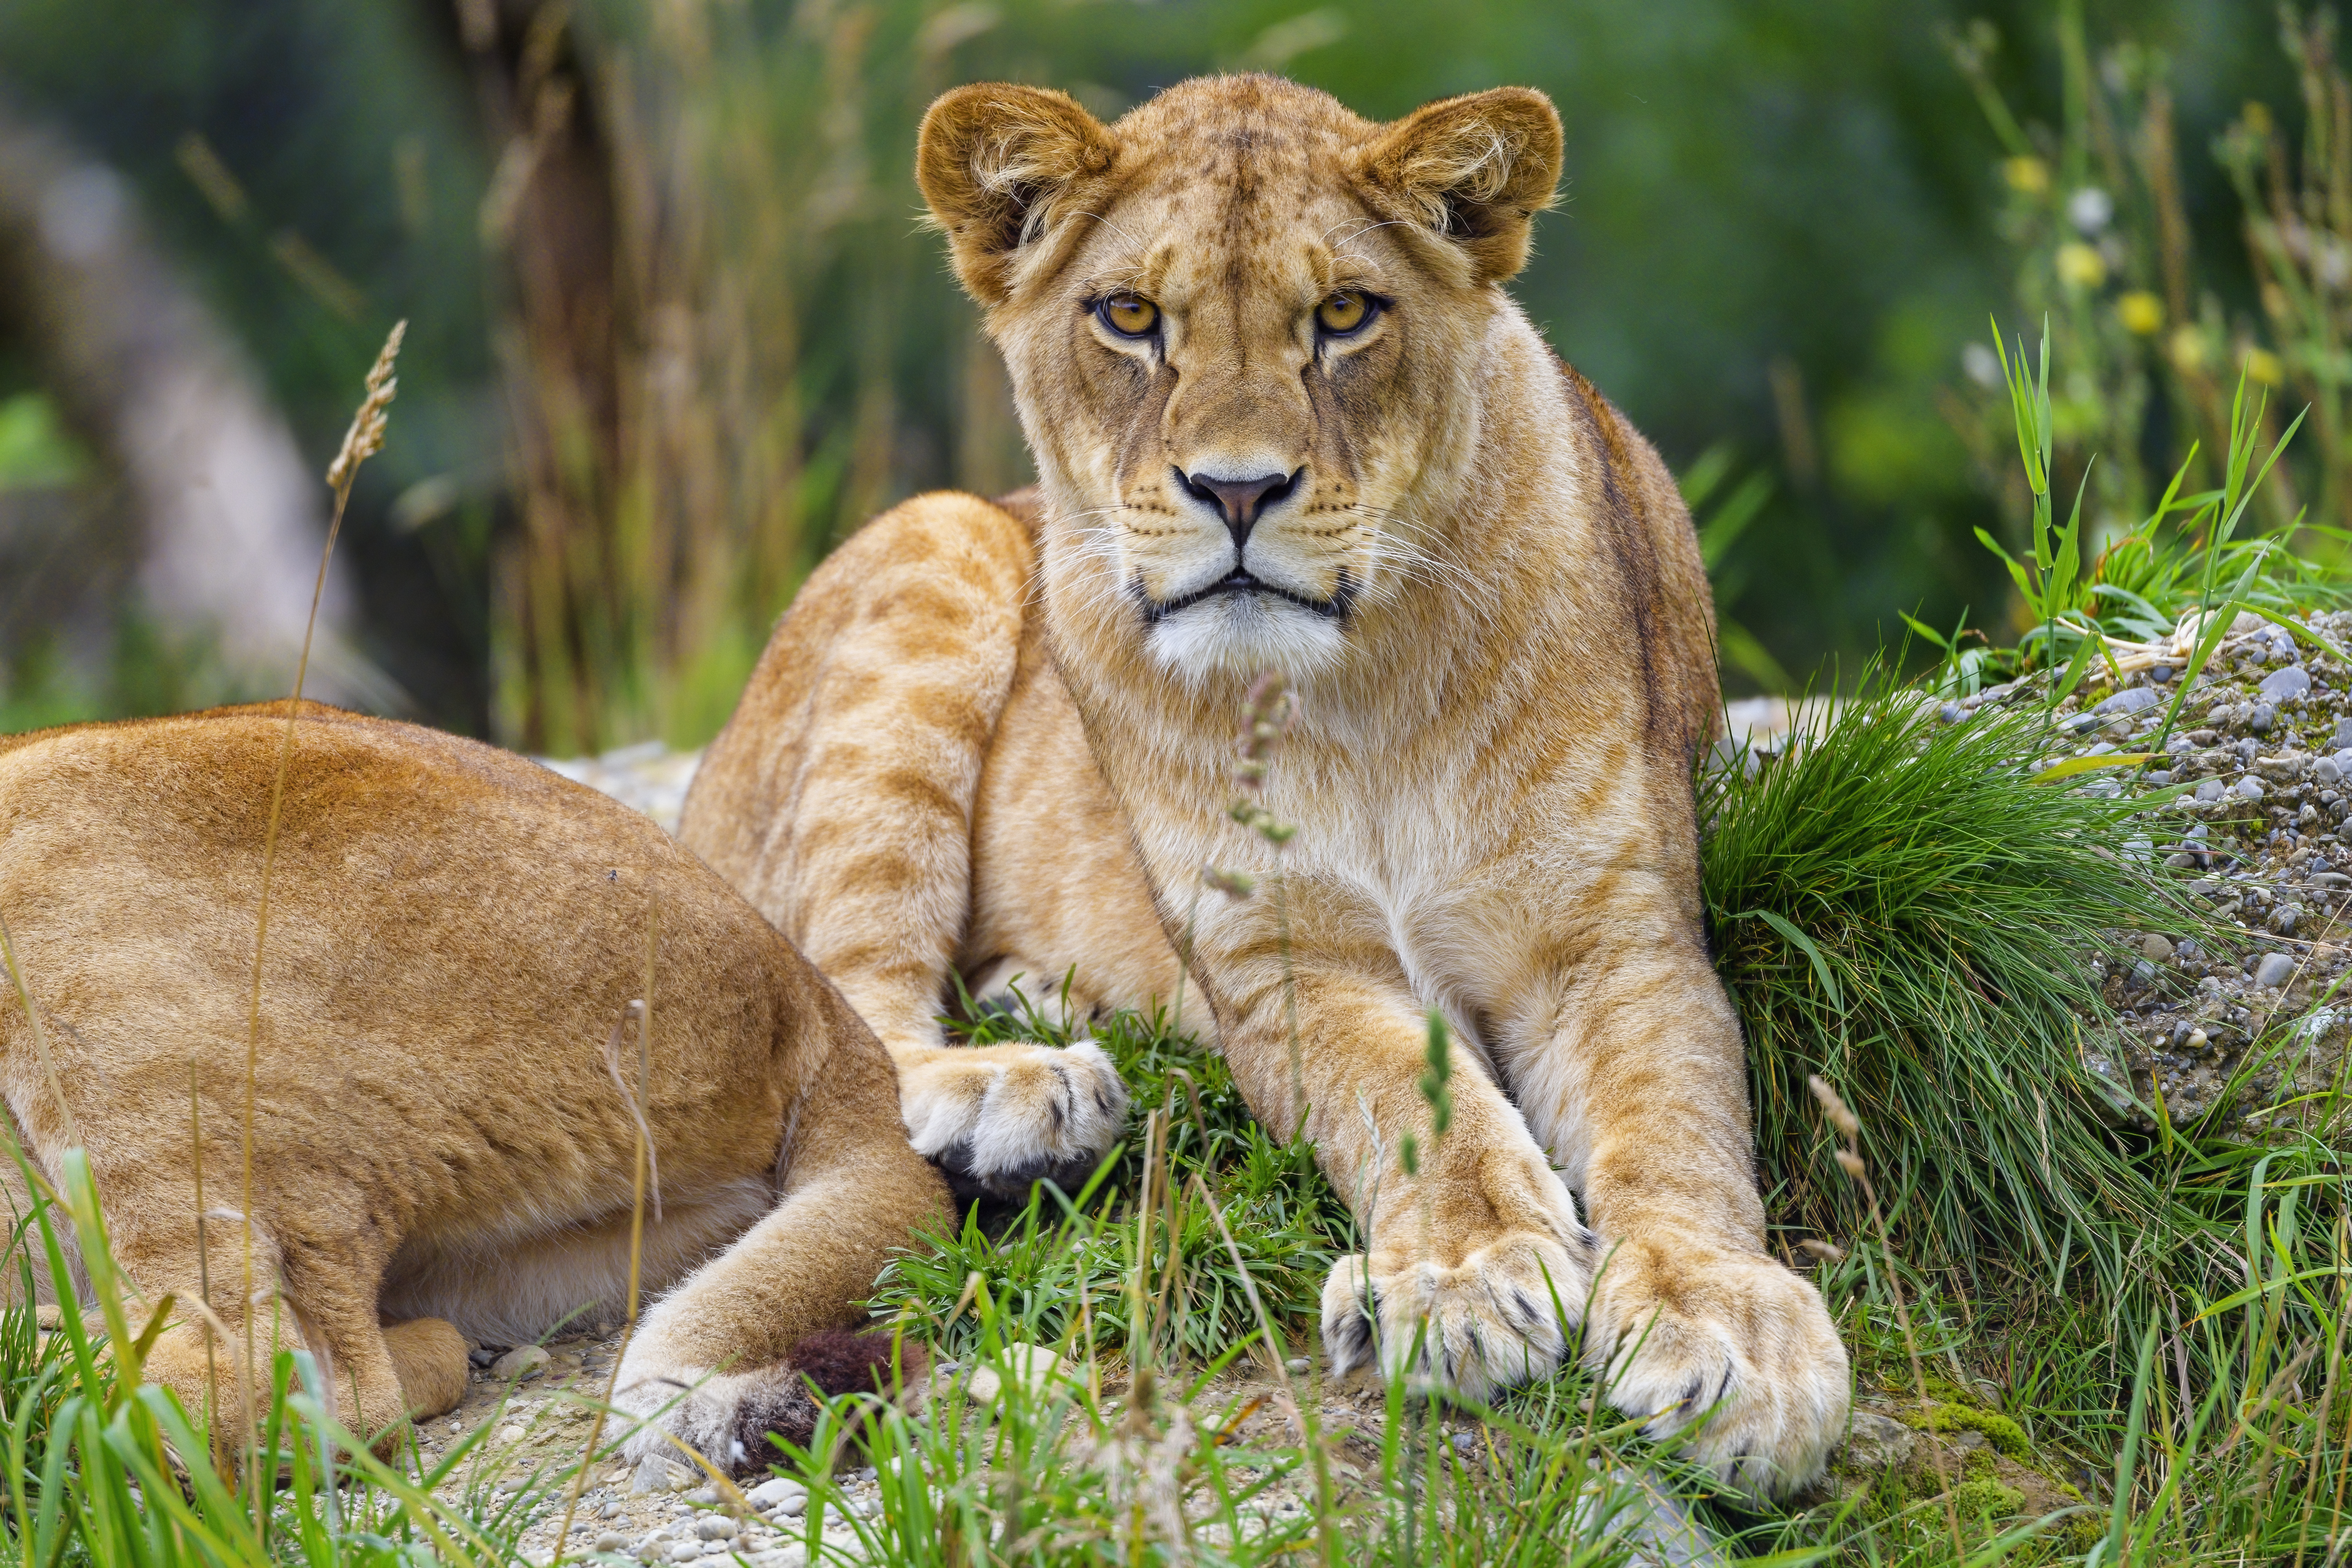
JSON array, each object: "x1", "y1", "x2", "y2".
[{"x1": 788, "y1": 1329, "x2": 928, "y2": 1399}]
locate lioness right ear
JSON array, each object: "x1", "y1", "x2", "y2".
[
  {"x1": 917, "y1": 84, "x2": 1116, "y2": 305},
  {"x1": 1351, "y1": 88, "x2": 1563, "y2": 284}
]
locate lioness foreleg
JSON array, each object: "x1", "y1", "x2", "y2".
[
  {"x1": 1513, "y1": 940, "x2": 1850, "y2": 1498},
  {"x1": 1206, "y1": 959, "x2": 1593, "y2": 1398},
  {"x1": 680, "y1": 492, "x2": 1132, "y2": 1200}
]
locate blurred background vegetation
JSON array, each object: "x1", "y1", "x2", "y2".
[{"x1": 0, "y1": 0, "x2": 2332, "y2": 751}]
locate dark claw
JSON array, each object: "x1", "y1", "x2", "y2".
[{"x1": 931, "y1": 1138, "x2": 1102, "y2": 1205}]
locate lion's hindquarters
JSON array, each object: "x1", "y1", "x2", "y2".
[{"x1": 0, "y1": 712, "x2": 920, "y2": 1466}]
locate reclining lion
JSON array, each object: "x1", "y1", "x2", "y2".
[
  {"x1": 0, "y1": 703, "x2": 946, "y2": 1472},
  {"x1": 681, "y1": 74, "x2": 1849, "y2": 1495}
]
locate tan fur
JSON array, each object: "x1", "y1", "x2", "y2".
[
  {"x1": 685, "y1": 74, "x2": 1847, "y2": 1494},
  {"x1": 0, "y1": 705, "x2": 945, "y2": 1472}
]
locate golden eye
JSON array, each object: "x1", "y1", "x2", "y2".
[
  {"x1": 1100, "y1": 294, "x2": 1159, "y2": 337},
  {"x1": 1316, "y1": 291, "x2": 1373, "y2": 335}
]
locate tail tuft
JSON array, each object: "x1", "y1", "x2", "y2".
[{"x1": 787, "y1": 1329, "x2": 927, "y2": 1398}]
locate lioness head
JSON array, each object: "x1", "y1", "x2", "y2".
[{"x1": 918, "y1": 74, "x2": 1562, "y2": 684}]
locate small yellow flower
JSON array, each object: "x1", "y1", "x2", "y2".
[
  {"x1": 2056, "y1": 242, "x2": 2107, "y2": 289},
  {"x1": 2004, "y1": 156, "x2": 2050, "y2": 195},
  {"x1": 2168, "y1": 325, "x2": 2207, "y2": 372},
  {"x1": 2245, "y1": 347, "x2": 2285, "y2": 385},
  {"x1": 2116, "y1": 291, "x2": 2164, "y2": 335}
]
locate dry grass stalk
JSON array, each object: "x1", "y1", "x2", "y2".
[
  {"x1": 239, "y1": 318, "x2": 405, "y2": 1517},
  {"x1": 0, "y1": 907, "x2": 77, "y2": 1147},
  {"x1": 191, "y1": 1063, "x2": 219, "y2": 1439},
  {"x1": 1810, "y1": 1073, "x2": 1964, "y2": 1561},
  {"x1": 552, "y1": 896, "x2": 660, "y2": 1564}
]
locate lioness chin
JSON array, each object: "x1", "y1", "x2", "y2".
[
  {"x1": 681, "y1": 73, "x2": 1849, "y2": 1496},
  {"x1": 0, "y1": 705, "x2": 945, "y2": 1474}
]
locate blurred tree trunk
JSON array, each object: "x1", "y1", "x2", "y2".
[
  {"x1": 451, "y1": 0, "x2": 624, "y2": 754},
  {"x1": 0, "y1": 98, "x2": 384, "y2": 709}
]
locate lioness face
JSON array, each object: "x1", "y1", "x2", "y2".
[{"x1": 918, "y1": 76, "x2": 1563, "y2": 684}]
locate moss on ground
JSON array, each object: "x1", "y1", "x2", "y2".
[{"x1": 1901, "y1": 1400, "x2": 2032, "y2": 1461}]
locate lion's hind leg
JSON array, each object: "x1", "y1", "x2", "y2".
[
  {"x1": 614, "y1": 1014, "x2": 949, "y2": 1479},
  {"x1": 382, "y1": 1317, "x2": 469, "y2": 1419}
]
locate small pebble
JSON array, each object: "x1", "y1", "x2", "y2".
[
  {"x1": 2196, "y1": 778, "x2": 2226, "y2": 803},
  {"x1": 2141, "y1": 934, "x2": 2175, "y2": 963},
  {"x1": 595, "y1": 1534, "x2": 627, "y2": 1553},
  {"x1": 2236, "y1": 776, "x2": 2266, "y2": 802},
  {"x1": 1284, "y1": 1357, "x2": 1311, "y2": 1375},
  {"x1": 2255, "y1": 952, "x2": 2297, "y2": 989},
  {"x1": 694, "y1": 1517, "x2": 735, "y2": 1541}
]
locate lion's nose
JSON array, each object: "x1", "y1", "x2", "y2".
[{"x1": 1178, "y1": 467, "x2": 1300, "y2": 550}]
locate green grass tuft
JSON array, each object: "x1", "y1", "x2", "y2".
[{"x1": 1701, "y1": 668, "x2": 2187, "y2": 1292}]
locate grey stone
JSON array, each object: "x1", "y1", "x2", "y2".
[
  {"x1": 2236, "y1": 776, "x2": 2267, "y2": 802},
  {"x1": 694, "y1": 1517, "x2": 735, "y2": 1541},
  {"x1": 1284, "y1": 1357, "x2": 1310, "y2": 1374},
  {"x1": 2260, "y1": 665, "x2": 2313, "y2": 702},
  {"x1": 1571, "y1": 1463, "x2": 1729, "y2": 1568},
  {"x1": 2256, "y1": 952, "x2": 2298, "y2": 989},
  {"x1": 2253, "y1": 703, "x2": 2279, "y2": 734},
  {"x1": 2142, "y1": 934, "x2": 2175, "y2": 963},
  {"x1": 2097, "y1": 686, "x2": 2163, "y2": 717},
  {"x1": 491, "y1": 1344, "x2": 550, "y2": 1381},
  {"x1": 594, "y1": 1535, "x2": 627, "y2": 1553},
  {"x1": 1838, "y1": 1409, "x2": 1919, "y2": 1470},
  {"x1": 747, "y1": 1478, "x2": 806, "y2": 1512},
  {"x1": 632, "y1": 1457, "x2": 689, "y2": 1495},
  {"x1": 2321, "y1": 758, "x2": 2345, "y2": 786},
  {"x1": 2197, "y1": 778, "x2": 2226, "y2": 803}
]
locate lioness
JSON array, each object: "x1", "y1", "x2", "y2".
[
  {"x1": 682, "y1": 75, "x2": 1849, "y2": 1493},
  {"x1": 0, "y1": 705, "x2": 945, "y2": 1470}
]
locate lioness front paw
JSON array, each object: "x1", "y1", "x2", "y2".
[
  {"x1": 1321, "y1": 1226, "x2": 1595, "y2": 1401},
  {"x1": 1589, "y1": 1236, "x2": 1849, "y2": 1499},
  {"x1": 899, "y1": 1039, "x2": 1129, "y2": 1200}
]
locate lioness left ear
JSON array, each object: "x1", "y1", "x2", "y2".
[
  {"x1": 917, "y1": 83, "x2": 1117, "y2": 306},
  {"x1": 1350, "y1": 88, "x2": 1563, "y2": 284}
]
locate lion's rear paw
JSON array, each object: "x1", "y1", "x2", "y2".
[
  {"x1": 1320, "y1": 1228, "x2": 1593, "y2": 1402},
  {"x1": 1592, "y1": 1241, "x2": 1850, "y2": 1500},
  {"x1": 615, "y1": 1332, "x2": 923, "y2": 1477},
  {"x1": 900, "y1": 1039, "x2": 1128, "y2": 1201}
]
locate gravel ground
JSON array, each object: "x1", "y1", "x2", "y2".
[{"x1": 2032, "y1": 610, "x2": 2352, "y2": 1138}]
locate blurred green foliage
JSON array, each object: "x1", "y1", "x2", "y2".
[{"x1": 0, "y1": 0, "x2": 2310, "y2": 743}]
